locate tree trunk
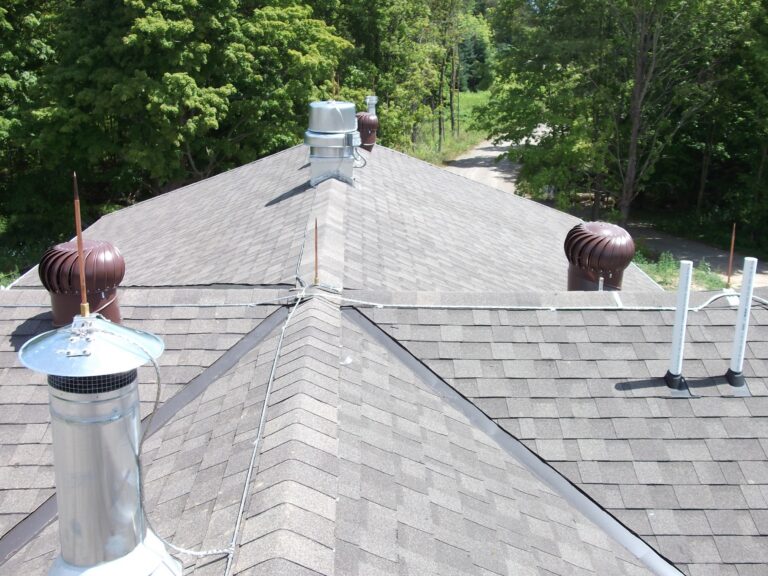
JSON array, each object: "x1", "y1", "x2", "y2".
[
  {"x1": 456, "y1": 56, "x2": 461, "y2": 136},
  {"x1": 450, "y1": 45, "x2": 457, "y2": 136},
  {"x1": 696, "y1": 126, "x2": 714, "y2": 218},
  {"x1": 438, "y1": 54, "x2": 446, "y2": 152},
  {"x1": 620, "y1": 10, "x2": 651, "y2": 226},
  {"x1": 591, "y1": 173, "x2": 605, "y2": 220},
  {"x1": 756, "y1": 142, "x2": 767, "y2": 202}
]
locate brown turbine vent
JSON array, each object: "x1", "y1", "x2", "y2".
[
  {"x1": 356, "y1": 95, "x2": 379, "y2": 152},
  {"x1": 564, "y1": 222, "x2": 635, "y2": 291},
  {"x1": 39, "y1": 239, "x2": 126, "y2": 326}
]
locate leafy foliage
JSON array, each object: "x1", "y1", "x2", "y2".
[
  {"x1": 33, "y1": 0, "x2": 349, "y2": 194},
  {"x1": 0, "y1": 0, "x2": 496, "y2": 283},
  {"x1": 480, "y1": 0, "x2": 761, "y2": 224}
]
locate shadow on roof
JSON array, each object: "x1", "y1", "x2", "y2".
[
  {"x1": 614, "y1": 377, "x2": 726, "y2": 394},
  {"x1": 265, "y1": 182, "x2": 312, "y2": 207},
  {"x1": 615, "y1": 376, "x2": 727, "y2": 392},
  {"x1": 9, "y1": 312, "x2": 52, "y2": 352},
  {"x1": 614, "y1": 378, "x2": 669, "y2": 391}
]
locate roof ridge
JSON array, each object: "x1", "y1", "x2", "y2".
[
  {"x1": 232, "y1": 296, "x2": 341, "y2": 575},
  {"x1": 296, "y1": 180, "x2": 348, "y2": 290}
]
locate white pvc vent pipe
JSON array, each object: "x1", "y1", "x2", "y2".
[
  {"x1": 665, "y1": 260, "x2": 692, "y2": 389},
  {"x1": 726, "y1": 257, "x2": 758, "y2": 387}
]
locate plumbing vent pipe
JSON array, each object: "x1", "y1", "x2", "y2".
[
  {"x1": 726, "y1": 257, "x2": 758, "y2": 387},
  {"x1": 39, "y1": 240, "x2": 126, "y2": 327},
  {"x1": 564, "y1": 222, "x2": 635, "y2": 291},
  {"x1": 304, "y1": 100, "x2": 361, "y2": 186},
  {"x1": 356, "y1": 96, "x2": 379, "y2": 151},
  {"x1": 665, "y1": 260, "x2": 693, "y2": 390},
  {"x1": 19, "y1": 315, "x2": 181, "y2": 576}
]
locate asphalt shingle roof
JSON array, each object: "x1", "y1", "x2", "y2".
[
  {"x1": 1, "y1": 295, "x2": 658, "y2": 575},
  {"x1": 2, "y1": 140, "x2": 764, "y2": 576},
  {"x1": 14, "y1": 147, "x2": 314, "y2": 289},
  {"x1": 365, "y1": 290, "x2": 768, "y2": 575},
  {"x1": 14, "y1": 146, "x2": 658, "y2": 292},
  {"x1": 0, "y1": 288, "x2": 283, "y2": 546},
  {"x1": 344, "y1": 148, "x2": 659, "y2": 292}
]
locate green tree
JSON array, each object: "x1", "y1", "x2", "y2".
[
  {"x1": 482, "y1": 0, "x2": 759, "y2": 223},
  {"x1": 0, "y1": 1, "x2": 55, "y2": 159},
  {"x1": 648, "y1": 1, "x2": 768, "y2": 251},
  {"x1": 337, "y1": 0, "x2": 442, "y2": 149},
  {"x1": 0, "y1": 0, "x2": 59, "y2": 280},
  {"x1": 33, "y1": 0, "x2": 349, "y2": 198},
  {"x1": 459, "y1": 14, "x2": 493, "y2": 92}
]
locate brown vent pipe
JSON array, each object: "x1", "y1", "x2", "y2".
[
  {"x1": 356, "y1": 95, "x2": 378, "y2": 151},
  {"x1": 39, "y1": 239, "x2": 126, "y2": 326},
  {"x1": 564, "y1": 222, "x2": 635, "y2": 291}
]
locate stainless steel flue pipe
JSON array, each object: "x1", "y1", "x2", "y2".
[
  {"x1": 47, "y1": 371, "x2": 143, "y2": 565},
  {"x1": 19, "y1": 315, "x2": 180, "y2": 575}
]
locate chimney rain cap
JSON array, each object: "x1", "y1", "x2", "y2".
[
  {"x1": 307, "y1": 100, "x2": 357, "y2": 133},
  {"x1": 19, "y1": 315, "x2": 164, "y2": 377}
]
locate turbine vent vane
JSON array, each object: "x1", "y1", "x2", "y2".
[{"x1": 564, "y1": 222, "x2": 635, "y2": 291}]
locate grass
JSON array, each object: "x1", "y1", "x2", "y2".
[
  {"x1": 633, "y1": 248, "x2": 726, "y2": 291},
  {"x1": 411, "y1": 90, "x2": 489, "y2": 165},
  {"x1": 631, "y1": 211, "x2": 768, "y2": 264}
]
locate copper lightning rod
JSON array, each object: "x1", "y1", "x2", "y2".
[
  {"x1": 314, "y1": 218, "x2": 319, "y2": 285},
  {"x1": 73, "y1": 172, "x2": 90, "y2": 317}
]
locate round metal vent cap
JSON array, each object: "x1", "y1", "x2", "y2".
[
  {"x1": 39, "y1": 239, "x2": 125, "y2": 295},
  {"x1": 19, "y1": 315, "x2": 164, "y2": 377},
  {"x1": 564, "y1": 222, "x2": 635, "y2": 272},
  {"x1": 307, "y1": 101, "x2": 357, "y2": 134}
]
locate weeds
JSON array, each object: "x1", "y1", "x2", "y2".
[
  {"x1": 634, "y1": 248, "x2": 726, "y2": 291},
  {"x1": 693, "y1": 260, "x2": 727, "y2": 291}
]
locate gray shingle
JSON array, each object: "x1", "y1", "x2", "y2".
[
  {"x1": 4, "y1": 140, "x2": 766, "y2": 576},
  {"x1": 372, "y1": 298, "x2": 768, "y2": 574}
]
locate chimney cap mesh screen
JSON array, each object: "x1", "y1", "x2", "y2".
[{"x1": 48, "y1": 369, "x2": 138, "y2": 394}]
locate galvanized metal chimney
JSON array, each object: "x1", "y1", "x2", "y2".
[
  {"x1": 564, "y1": 222, "x2": 635, "y2": 291},
  {"x1": 304, "y1": 100, "x2": 361, "y2": 186},
  {"x1": 19, "y1": 315, "x2": 181, "y2": 576}
]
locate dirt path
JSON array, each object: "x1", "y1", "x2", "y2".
[
  {"x1": 442, "y1": 140, "x2": 768, "y2": 289},
  {"x1": 443, "y1": 140, "x2": 520, "y2": 195}
]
